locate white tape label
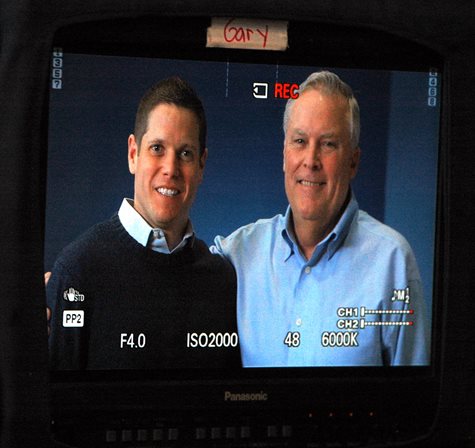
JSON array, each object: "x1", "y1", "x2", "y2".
[{"x1": 207, "y1": 17, "x2": 288, "y2": 51}]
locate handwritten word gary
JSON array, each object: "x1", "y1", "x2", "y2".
[{"x1": 224, "y1": 18, "x2": 269, "y2": 48}]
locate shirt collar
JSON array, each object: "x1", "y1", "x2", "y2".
[
  {"x1": 118, "y1": 198, "x2": 194, "y2": 254},
  {"x1": 280, "y1": 191, "x2": 359, "y2": 262}
]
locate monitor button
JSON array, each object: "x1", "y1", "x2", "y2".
[
  {"x1": 168, "y1": 428, "x2": 179, "y2": 440},
  {"x1": 105, "y1": 430, "x2": 117, "y2": 443},
  {"x1": 240, "y1": 425, "x2": 251, "y2": 439},
  {"x1": 210, "y1": 427, "x2": 222, "y2": 439},
  {"x1": 225, "y1": 426, "x2": 236, "y2": 439},
  {"x1": 121, "y1": 429, "x2": 133, "y2": 442},
  {"x1": 152, "y1": 428, "x2": 164, "y2": 441}
]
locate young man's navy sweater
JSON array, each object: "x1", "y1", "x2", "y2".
[{"x1": 47, "y1": 215, "x2": 240, "y2": 370}]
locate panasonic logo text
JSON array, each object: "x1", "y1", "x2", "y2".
[{"x1": 224, "y1": 391, "x2": 268, "y2": 402}]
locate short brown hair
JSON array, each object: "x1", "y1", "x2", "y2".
[{"x1": 134, "y1": 77, "x2": 207, "y2": 154}]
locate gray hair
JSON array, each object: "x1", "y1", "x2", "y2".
[{"x1": 283, "y1": 71, "x2": 360, "y2": 148}]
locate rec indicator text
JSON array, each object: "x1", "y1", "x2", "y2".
[{"x1": 253, "y1": 82, "x2": 299, "y2": 99}]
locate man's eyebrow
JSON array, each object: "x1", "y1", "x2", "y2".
[
  {"x1": 146, "y1": 138, "x2": 165, "y2": 146},
  {"x1": 146, "y1": 138, "x2": 198, "y2": 150},
  {"x1": 320, "y1": 132, "x2": 337, "y2": 139},
  {"x1": 179, "y1": 142, "x2": 199, "y2": 151},
  {"x1": 289, "y1": 128, "x2": 307, "y2": 136}
]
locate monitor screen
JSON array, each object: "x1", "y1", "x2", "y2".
[{"x1": 45, "y1": 27, "x2": 440, "y2": 371}]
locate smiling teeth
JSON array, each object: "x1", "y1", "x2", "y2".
[
  {"x1": 299, "y1": 180, "x2": 325, "y2": 186},
  {"x1": 157, "y1": 187, "x2": 179, "y2": 197}
]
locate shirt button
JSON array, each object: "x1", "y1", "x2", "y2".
[
  {"x1": 296, "y1": 318, "x2": 302, "y2": 326},
  {"x1": 304, "y1": 266, "x2": 311, "y2": 274}
]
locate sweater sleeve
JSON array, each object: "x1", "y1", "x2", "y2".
[{"x1": 47, "y1": 257, "x2": 88, "y2": 370}]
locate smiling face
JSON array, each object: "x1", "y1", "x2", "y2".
[
  {"x1": 128, "y1": 103, "x2": 207, "y2": 235},
  {"x1": 284, "y1": 89, "x2": 360, "y2": 238}
]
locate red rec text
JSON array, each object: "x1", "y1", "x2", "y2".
[{"x1": 274, "y1": 83, "x2": 299, "y2": 99}]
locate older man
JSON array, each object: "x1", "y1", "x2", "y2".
[{"x1": 212, "y1": 71, "x2": 429, "y2": 367}]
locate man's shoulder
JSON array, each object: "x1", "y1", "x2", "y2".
[
  {"x1": 192, "y1": 236, "x2": 236, "y2": 274},
  {"x1": 214, "y1": 214, "x2": 284, "y2": 249},
  {"x1": 354, "y1": 210, "x2": 413, "y2": 254},
  {"x1": 56, "y1": 216, "x2": 120, "y2": 265}
]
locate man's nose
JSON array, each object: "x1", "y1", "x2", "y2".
[
  {"x1": 303, "y1": 144, "x2": 322, "y2": 169},
  {"x1": 162, "y1": 150, "x2": 179, "y2": 177}
]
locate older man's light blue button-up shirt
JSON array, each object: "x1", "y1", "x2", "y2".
[{"x1": 212, "y1": 195, "x2": 430, "y2": 367}]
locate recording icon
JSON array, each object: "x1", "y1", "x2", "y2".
[{"x1": 252, "y1": 82, "x2": 268, "y2": 99}]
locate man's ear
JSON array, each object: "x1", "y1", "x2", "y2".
[
  {"x1": 196, "y1": 148, "x2": 208, "y2": 186},
  {"x1": 199, "y1": 147, "x2": 208, "y2": 170},
  {"x1": 128, "y1": 134, "x2": 138, "y2": 175},
  {"x1": 350, "y1": 147, "x2": 361, "y2": 179},
  {"x1": 282, "y1": 142, "x2": 286, "y2": 172}
]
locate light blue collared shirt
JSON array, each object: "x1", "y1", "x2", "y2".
[
  {"x1": 118, "y1": 198, "x2": 193, "y2": 253},
  {"x1": 212, "y1": 194, "x2": 430, "y2": 367}
]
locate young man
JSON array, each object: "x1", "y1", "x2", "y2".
[{"x1": 47, "y1": 78, "x2": 239, "y2": 370}]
